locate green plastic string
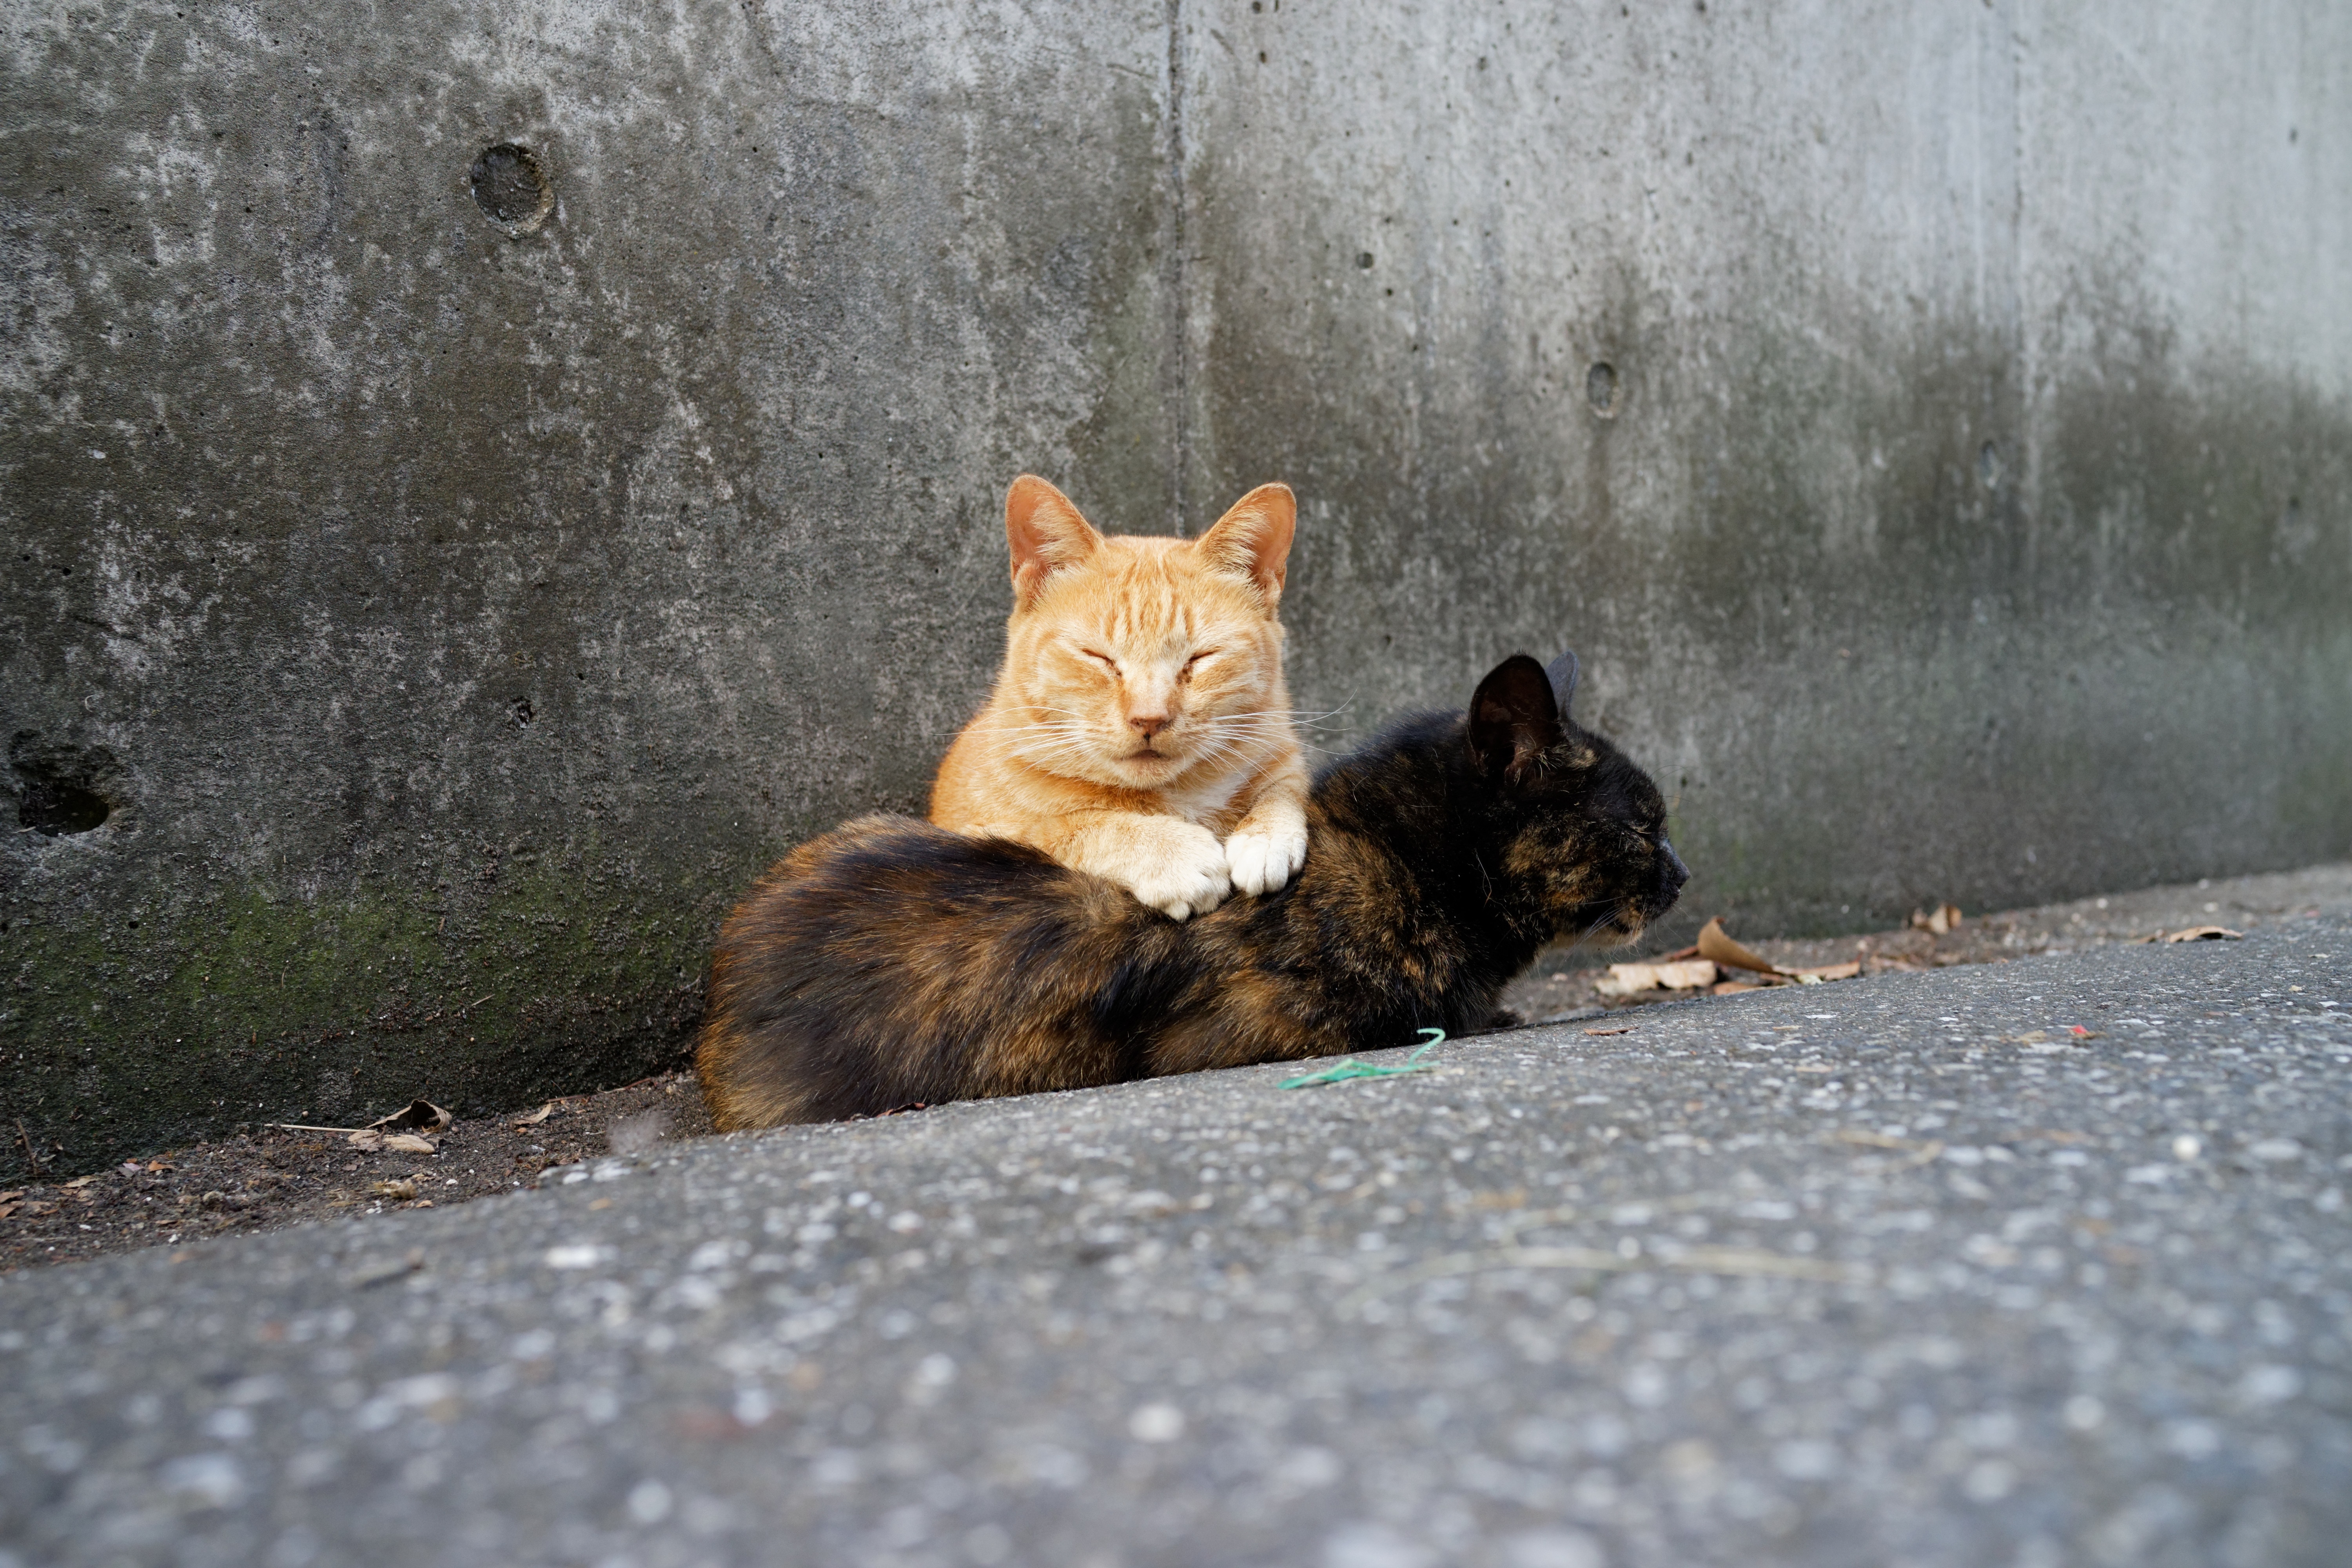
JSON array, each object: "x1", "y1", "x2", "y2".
[{"x1": 1277, "y1": 1029, "x2": 1448, "y2": 1089}]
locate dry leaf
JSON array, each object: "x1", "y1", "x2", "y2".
[
  {"x1": 341, "y1": 1100, "x2": 452, "y2": 1152},
  {"x1": 512, "y1": 1103, "x2": 556, "y2": 1128},
  {"x1": 370, "y1": 1178, "x2": 419, "y2": 1200},
  {"x1": 1691, "y1": 921, "x2": 1860, "y2": 987},
  {"x1": 1595, "y1": 958, "x2": 1720, "y2": 997},
  {"x1": 0, "y1": 1202, "x2": 18, "y2": 1220},
  {"x1": 1697, "y1": 917, "x2": 1780, "y2": 975},
  {"x1": 2161, "y1": 925, "x2": 2243, "y2": 943},
  {"x1": 1712, "y1": 981, "x2": 1762, "y2": 995},
  {"x1": 367, "y1": 1100, "x2": 454, "y2": 1136},
  {"x1": 1911, "y1": 902, "x2": 1964, "y2": 934},
  {"x1": 61, "y1": 1173, "x2": 102, "y2": 1189},
  {"x1": 1594, "y1": 964, "x2": 1656, "y2": 998}
]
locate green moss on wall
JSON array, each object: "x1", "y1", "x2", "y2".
[{"x1": 0, "y1": 850, "x2": 737, "y2": 1181}]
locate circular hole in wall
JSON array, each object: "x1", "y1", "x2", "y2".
[
  {"x1": 1586, "y1": 362, "x2": 1620, "y2": 417},
  {"x1": 469, "y1": 143, "x2": 554, "y2": 232},
  {"x1": 13, "y1": 760, "x2": 111, "y2": 836}
]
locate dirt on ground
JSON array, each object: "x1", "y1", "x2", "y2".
[
  {"x1": 7, "y1": 862, "x2": 2347, "y2": 1276},
  {"x1": 0, "y1": 1073, "x2": 712, "y2": 1276}
]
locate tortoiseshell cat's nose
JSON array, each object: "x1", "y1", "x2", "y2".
[{"x1": 1659, "y1": 838, "x2": 1690, "y2": 902}]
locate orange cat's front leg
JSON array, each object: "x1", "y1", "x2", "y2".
[
  {"x1": 1027, "y1": 810, "x2": 1233, "y2": 922},
  {"x1": 1221, "y1": 753, "x2": 1310, "y2": 898}
]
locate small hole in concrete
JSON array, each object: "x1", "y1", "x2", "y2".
[
  {"x1": 13, "y1": 744, "x2": 113, "y2": 837},
  {"x1": 469, "y1": 143, "x2": 554, "y2": 232},
  {"x1": 510, "y1": 697, "x2": 535, "y2": 728},
  {"x1": 1356, "y1": 252, "x2": 1374, "y2": 269},
  {"x1": 1586, "y1": 362, "x2": 1619, "y2": 417}
]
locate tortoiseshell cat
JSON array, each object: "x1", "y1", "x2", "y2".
[{"x1": 699, "y1": 650, "x2": 1687, "y2": 1129}]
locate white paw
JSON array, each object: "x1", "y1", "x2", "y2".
[
  {"x1": 1224, "y1": 821, "x2": 1308, "y2": 897},
  {"x1": 1123, "y1": 829, "x2": 1232, "y2": 922}
]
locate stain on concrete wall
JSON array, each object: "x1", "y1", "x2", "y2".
[
  {"x1": 1181, "y1": 0, "x2": 2351, "y2": 931},
  {"x1": 3, "y1": 0, "x2": 2346, "y2": 1175},
  {"x1": 1, "y1": 0, "x2": 1185, "y2": 1174}
]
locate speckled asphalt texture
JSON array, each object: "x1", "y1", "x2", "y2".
[{"x1": 6, "y1": 920, "x2": 2348, "y2": 1568}]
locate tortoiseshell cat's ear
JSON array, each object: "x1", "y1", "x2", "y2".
[
  {"x1": 1467, "y1": 653, "x2": 1565, "y2": 786},
  {"x1": 1545, "y1": 649, "x2": 1580, "y2": 716},
  {"x1": 1005, "y1": 475, "x2": 1104, "y2": 604}
]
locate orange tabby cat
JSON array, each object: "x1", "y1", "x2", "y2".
[{"x1": 928, "y1": 475, "x2": 1309, "y2": 920}]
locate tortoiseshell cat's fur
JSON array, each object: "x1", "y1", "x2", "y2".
[{"x1": 699, "y1": 652, "x2": 1688, "y2": 1129}]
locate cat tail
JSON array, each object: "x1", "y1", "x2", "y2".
[{"x1": 698, "y1": 815, "x2": 1183, "y2": 1126}]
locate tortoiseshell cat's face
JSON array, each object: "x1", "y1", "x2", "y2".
[{"x1": 1472, "y1": 652, "x2": 1689, "y2": 947}]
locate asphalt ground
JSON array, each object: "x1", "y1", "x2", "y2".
[{"x1": 4, "y1": 909, "x2": 2348, "y2": 1567}]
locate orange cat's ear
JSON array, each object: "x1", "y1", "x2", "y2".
[
  {"x1": 1005, "y1": 475, "x2": 1103, "y2": 604},
  {"x1": 1196, "y1": 483, "x2": 1296, "y2": 611}
]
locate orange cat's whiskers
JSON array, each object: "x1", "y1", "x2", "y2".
[
  {"x1": 1024, "y1": 748, "x2": 1109, "y2": 771},
  {"x1": 1171, "y1": 722, "x2": 1269, "y2": 759},
  {"x1": 1185, "y1": 721, "x2": 1286, "y2": 757},
  {"x1": 1002, "y1": 716, "x2": 1100, "y2": 734},
  {"x1": 989, "y1": 722, "x2": 1099, "y2": 748}
]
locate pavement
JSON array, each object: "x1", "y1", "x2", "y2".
[{"x1": 4, "y1": 909, "x2": 2349, "y2": 1568}]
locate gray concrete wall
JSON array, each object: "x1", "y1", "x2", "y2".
[{"x1": 4, "y1": 0, "x2": 2347, "y2": 1176}]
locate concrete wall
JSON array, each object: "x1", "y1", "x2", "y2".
[{"x1": 5, "y1": 0, "x2": 2347, "y2": 1175}]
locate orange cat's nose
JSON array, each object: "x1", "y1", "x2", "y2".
[{"x1": 1128, "y1": 711, "x2": 1168, "y2": 740}]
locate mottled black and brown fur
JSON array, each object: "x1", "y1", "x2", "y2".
[{"x1": 699, "y1": 652, "x2": 1687, "y2": 1129}]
